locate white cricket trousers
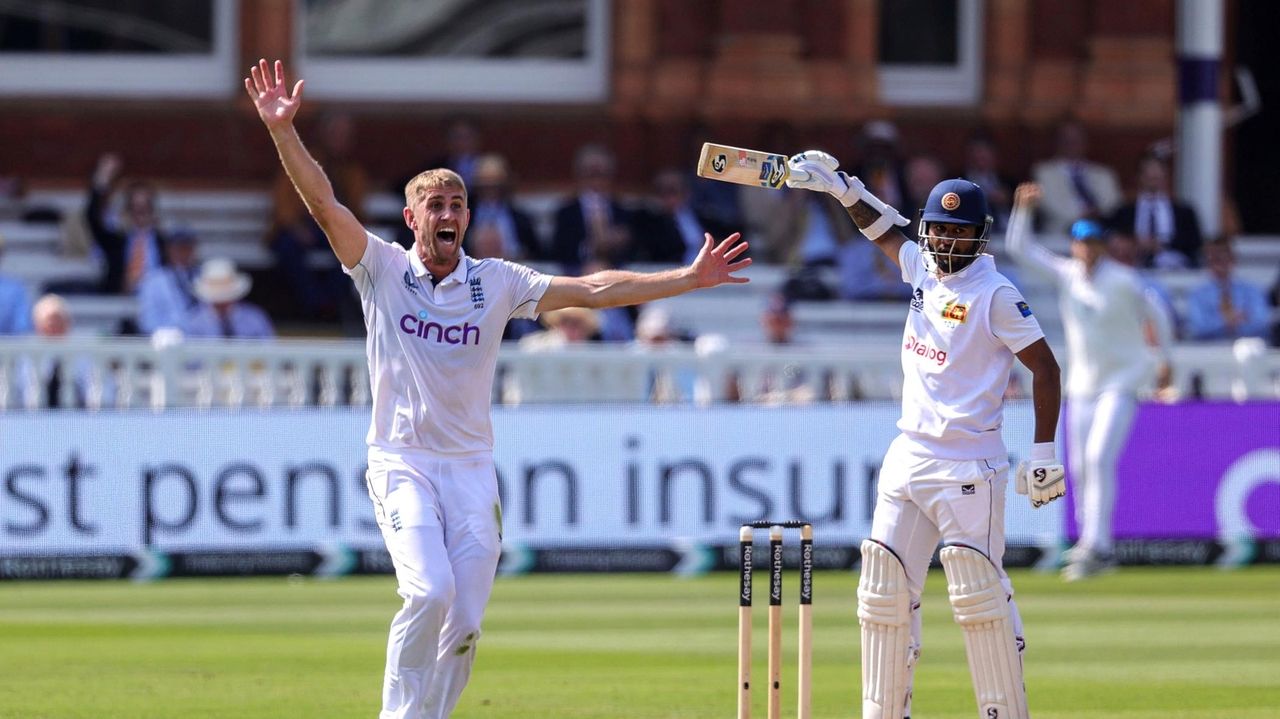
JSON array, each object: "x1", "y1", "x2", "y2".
[
  {"x1": 1066, "y1": 391, "x2": 1138, "y2": 556},
  {"x1": 366, "y1": 448, "x2": 503, "y2": 719},
  {"x1": 869, "y1": 436, "x2": 1025, "y2": 716}
]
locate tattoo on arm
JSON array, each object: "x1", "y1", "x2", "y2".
[{"x1": 843, "y1": 200, "x2": 909, "y2": 264}]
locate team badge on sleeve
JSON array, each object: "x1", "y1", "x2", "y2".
[{"x1": 1016, "y1": 301, "x2": 1033, "y2": 317}]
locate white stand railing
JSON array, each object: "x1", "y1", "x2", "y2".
[{"x1": 0, "y1": 335, "x2": 1275, "y2": 410}]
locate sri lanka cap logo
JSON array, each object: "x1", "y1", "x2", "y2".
[{"x1": 941, "y1": 192, "x2": 961, "y2": 211}]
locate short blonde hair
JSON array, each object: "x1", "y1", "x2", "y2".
[{"x1": 404, "y1": 168, "x2": 467, "y2": 206}]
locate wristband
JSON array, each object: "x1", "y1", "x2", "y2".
[
  {"x1": 861, "y1": 212, "x2": 908, "y2": 240},
  {"x1": 1030, "y1": 442, "x2": 1056, "y2": 462},
  {"x1": 833, "y1": 172, "x2": 909, "y2": 239}
]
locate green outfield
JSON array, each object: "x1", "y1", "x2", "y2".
[{"x1": 1, "y1": 566, "x2": 1277, "y2": 718}]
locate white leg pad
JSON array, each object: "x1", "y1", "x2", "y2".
[
  {"x1": 939, "y1": 545, "x2": 1030, "y2": 719},
  {"x1": 857, "y1": 540, "x2": 912, "y2": 719}
]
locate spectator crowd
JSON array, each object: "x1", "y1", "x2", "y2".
[{"x1": 1, "y1": 117, "x2": 1278, "y2": 408}]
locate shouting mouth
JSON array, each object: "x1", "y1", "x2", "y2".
[{"x1": 435, "y1": 227, "x2": 458, "y2": 246}]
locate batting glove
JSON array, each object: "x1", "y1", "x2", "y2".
[
  {"x1": 1015, "y1": 442, "x2": 1066, "y2": 508},
  {"x1": 786, "y1": 151, "x2": 859, "y2": 206}
]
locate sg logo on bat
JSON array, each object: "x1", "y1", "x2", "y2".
[{"x1": 712, "y1": 154, "x2": 727, "y2": 173}]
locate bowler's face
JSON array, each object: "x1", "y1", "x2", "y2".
[{"x1": 407, "y1": 186, "x2": 470, "y2": 269}]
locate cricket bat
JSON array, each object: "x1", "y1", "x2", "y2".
[{"x1": 695, "y1": 142, "x2": 790, "y2": 190}]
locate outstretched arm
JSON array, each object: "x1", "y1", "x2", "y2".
[
  {"x1": 244, "y1": 59, "x2": 366, "y2": 269},
  {"x1": 536, "y1": 233, "x2": 750, "y2": 312},
  {"x1": 1006, "y1": 183, "x2": 1070, "y2": 282}
]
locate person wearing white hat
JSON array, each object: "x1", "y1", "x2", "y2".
[
  {"x1": 246, "y1": 58, "x2": 750, "y2": 719},
  {"x1": 185, "y1": 258, "x2": 275, "y2": 339}
]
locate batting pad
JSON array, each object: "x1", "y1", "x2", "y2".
[
  {"x1": 857, "y1": 540, "x2": 912, "y2": 719},
  {"x1": 940, "y1": 545, "x2": 1030, "y2": 719}
]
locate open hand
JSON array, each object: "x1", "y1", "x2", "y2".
[
  {"x1": 691, "y1": 233, "x2": 751, "y2": 288},
  {"x1": 244, "y1": 59, "x2": 304, "y2": 131}
]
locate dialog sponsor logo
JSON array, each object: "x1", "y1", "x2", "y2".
[{"x1": 904, "y1": 334, "x2": 947, "y2": 366}]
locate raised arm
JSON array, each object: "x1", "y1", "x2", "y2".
[
  {"x1": 244, "y1": 59, "x2": 366, "y2": 269},
  {"x1": 536, "y1": 233, "x2": 750, "y2": 312},
  {"x1": 784, "y1": 151, "x2": 911, "y2": 267},
  {"x1": 1006, "y1": 183, "x2": 1070, "y2": 282}
]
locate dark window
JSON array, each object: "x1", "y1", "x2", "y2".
[
  {"x1": 0, "y1": 0, "x2": 214, "y2": 54},
  {"x1": 879, "y1": 0, "x2": 958, "y2": 66}
]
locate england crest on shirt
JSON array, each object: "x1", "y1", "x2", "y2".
[{"x1": 403, "y1": 270, "x2": 421, "y2": 297}]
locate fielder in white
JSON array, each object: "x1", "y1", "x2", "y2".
[
  {"x1": 245, "y1": 60, "x2": 751, "y2": 719},
  {"x1": 787, "y1": 152, "x2": 1064, "y2": 719},
  {"x1": 1006, "y1": 184, "x2": 1174, "y2": 581}
]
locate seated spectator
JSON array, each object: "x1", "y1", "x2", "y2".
[
  {"x1": 1108, "y1": 153, "x2": 1203, "y2": 269},
  {"x1": 634, "y1": 169, "x2": 726, "y2": 265},
  {"x1": 86, "y1": 153, "x2": 168, "y2": 294},
  {"x1": 136, "y1": 226, "x2": 201, "y2": 336},
  {"x1": 1107, "y1": 230, "x2": 1179, "y2": 333},
  {"x1": 0, "y1": 176, "x2": 60, "y2": 223},
  {"x1": 836, "y1": 234, "x2": 913, "y2": 301},
  {"x1": 185, "y1": 259, "x2": 275, "y2": 339},
  {"x1": 413, "y1": 118, "x2": 483, "y2": 190},
  {"x1": 903, "y1": 154, "x2": 946, "y2": 231},
  {"x1": 1184, "y1": 239, "x2": 1269, "y2": 341},
  {"x1": 853, "y1": 120, "x2": 910, "y2": 213},
  {"x1": 1032, "y1": 119, "x2": 1122, "y2": 235},
  {"x1": 468, "y1": 154, "x2": 542, "y2": 260},
  {"x1": 551, "y1": 144, "x2": 635, "y2": 271},
  {"x1": 517, "y1": 306, "x2": 600, "y2": 350},
  {"x1": 633, "y1": 305, "x2": 697, "y2": 404},
  {"x1": 0, "y1": 236, "x2": 33, "y2": 335},
  {"x1": 267, "y1": 113, "x2": 365, "y2": 323},
  {"x1": 726, "y1": 294, "x2": 831, "y2": 405},
  {"x1": 1270, "y1": 269, "x2": 1280, "y2": 348},
  {"x1": 19, "y1": 294, "x2": 114, "y2": 409},
  {"x1": 963, "y1": 131, "x2": 1014, "y2": 231}
]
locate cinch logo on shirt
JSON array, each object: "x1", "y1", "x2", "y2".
[
  {"x1": 400, "y1": 311, "x2": 480, "y2": 345},
  {"x1": 941, "y1": 300, "x2": 969, "y2": 323},
  {"x1": 904, "y1": 334, "x2": 948, "y2": 366},
  {"x1": 1016, "y1": 301, "x2": 1033, "y2": 317}
]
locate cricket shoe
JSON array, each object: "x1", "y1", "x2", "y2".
[{"x1": 1062, "y1": 551, "x2": 1117, "y2": 582}]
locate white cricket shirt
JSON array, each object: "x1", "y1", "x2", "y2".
[
  {"x1": 895, "y1": 242, "x2": 1045, "y2": 460},
  {"x1": 345, "y1": 232, "x2": 551, "y2": 455},
  {"x1": 1006, "y1": 208, "x2": 1173, "y2": 398}
]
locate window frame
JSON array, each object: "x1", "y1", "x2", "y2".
[
  {"x1": 294, "y1": 0, "x2": 611, "y2": 104},
  {"x1": 0, "y1": 0, "x2": 239, "y2": 98},
  {"x1": 877, "y1": 0, "x2": 984, "y2": 107}
]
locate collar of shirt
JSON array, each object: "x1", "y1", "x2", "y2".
[
  {"x1": 407, "y1": 244, "x2": 470, "y2": 286},
  {"x1": 937, "y1": 253, "x2": 994, "y2": 285}
]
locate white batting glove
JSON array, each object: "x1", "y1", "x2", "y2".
[
  {"x1": 786, "y1": 151, "x2": 859, "y2": 206},
  {"x1": 1015, "y1": 443, "x2": 1066, "y2": 508}
]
